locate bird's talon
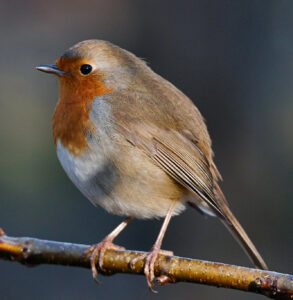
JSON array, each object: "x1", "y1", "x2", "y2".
[
  {"x1": 159, "y1": 249, "x2": 174, "y2": 257},
  {"x1": 92, "y1": 270, "x2": 100, "y2": 284},
  {"x1": 139, "y1": 247, "x2": 170, "y2": 291},
  {"x1": 93, "y1": 275, "x2": 100, "y2": 284},
  {"x1": 129, "y1": 253, "x2": 147, "y2": 269},
  {"x1": 149, "y1": 285, "x2": 158, "y2": 293},
  {"x1": 87, "y1": 240, "x2": 124, "y2": 280}
]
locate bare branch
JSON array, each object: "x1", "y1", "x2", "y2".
[{"x1": 0, "y1": 229, "x2": 292, "y2": 299}]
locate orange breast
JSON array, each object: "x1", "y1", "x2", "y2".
[{"x1": 52, "y1": 57, "x2": 112, "y2": 155}]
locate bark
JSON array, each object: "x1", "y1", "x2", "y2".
[{"x1": 0, "y1": 229, "x2": 292, "y2": 299}]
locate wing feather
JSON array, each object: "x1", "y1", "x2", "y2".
[
  {"x1": 152, "y1": 135, "x2": 224, "y2": 217},
  {"x1": 116, "y1": 119, "x2": 224, "y2": 217}
]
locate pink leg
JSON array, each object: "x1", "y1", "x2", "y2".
[
  {"x1": 87, "y1": 216, "x2": 132, "y2": 281},
  {"x1": 132, "y1": 200, "x2": 177, "y2": 291}
]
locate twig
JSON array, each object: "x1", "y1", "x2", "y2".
[{"x1": 0, "y1": 229, "x2": 292, "y2": 299}]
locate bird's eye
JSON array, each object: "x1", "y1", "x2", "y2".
[{"x1": 80, "y1": 64, "x2": 92, "y2": 75}]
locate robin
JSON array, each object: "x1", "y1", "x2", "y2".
[{"x1": 36, "y1": 40, "x2": 267, "y2": 290}]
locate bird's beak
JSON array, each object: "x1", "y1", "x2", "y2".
[{"x1": 36, "y1": 64, "x2": 65, "y2": 76}]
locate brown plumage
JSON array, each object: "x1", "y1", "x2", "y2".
[{"x1": 36, "y1": 40, "x2": 267, "y2": 290}]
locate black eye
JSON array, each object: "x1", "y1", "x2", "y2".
[{"x1": 80, "y1": 64, "x2": 92, "y2": 75}]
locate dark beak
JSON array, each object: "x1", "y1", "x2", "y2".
[{"x1": 35, "y1": 64, "x2": 65, "y2": 76}]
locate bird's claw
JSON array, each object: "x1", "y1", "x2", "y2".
[
  {"x1": 144, "y1": 249, "x2": 159, "y2": 292},
  {"x1": 130, "y1": 248, "x2": 174, "y2": 292},
  {"x1": 86, "y1": 240, "x2": 125, "y2": 282}
]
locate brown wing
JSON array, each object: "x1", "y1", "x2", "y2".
[
  {"x1": 152, "y1": 130, "x2": 224, "y2": 217},
  {"x1": 115, "y1": 120, "x2": 224, "y2": 217},
  {"x1": 115, "y1": 119, "x2": 268, "y2": 270}
]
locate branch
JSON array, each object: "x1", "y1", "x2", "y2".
[{"x1": 0, "y1": 229, "x2": 292, "y2": 299}]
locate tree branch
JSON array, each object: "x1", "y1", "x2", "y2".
[{"x1": 0, "y1": 229, "x2": 292, "y2": 299}]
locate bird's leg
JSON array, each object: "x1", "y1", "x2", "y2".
[
  {"x1": 131, "y1": 200, "x2": 177, "y2": 292},
  {"x1": 87, "y1": 216, "x2": 132, "y2": 281}
]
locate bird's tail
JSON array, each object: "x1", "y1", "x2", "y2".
[{"x1": 213, "y1": 184, "x2": 268, "y2": 270}]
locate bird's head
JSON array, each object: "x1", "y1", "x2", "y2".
[{"x1": 36, "y1": 39, "x2": 143, "y2": 103}]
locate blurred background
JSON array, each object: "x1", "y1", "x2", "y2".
[{"x1": 0, "y1": 0, "x2": 292, "y2": 299}]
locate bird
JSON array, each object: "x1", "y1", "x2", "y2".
[{"x1": 36, "y1": 39, "x2": 268, "y2": 290}]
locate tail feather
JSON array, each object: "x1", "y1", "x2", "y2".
[
  {"x1": 213, "y1": 183, "x2": 268, "y2": 270},
  {"x1": 219, "y1": 203, "x2": 268, "y2": 270}
]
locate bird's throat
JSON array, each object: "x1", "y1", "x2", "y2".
[{"x1": 52, "y1": 71, "x2": 112, "y2": 156}]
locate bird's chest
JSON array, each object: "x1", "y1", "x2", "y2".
[
  {"x1": 54, "y1": 98, "x2": 117, "y2": 198},
  {"x1": 52, "y1": 101, "x2": 91, "y2": 156},
  {"x1": 56, "y1": 134, "x2": 104, "y2": 179}
]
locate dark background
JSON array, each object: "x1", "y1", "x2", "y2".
[{"x1": 0, "y1": 0, "x2": 292, "y2": 299}]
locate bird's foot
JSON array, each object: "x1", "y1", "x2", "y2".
[
  {"x1": 130, "y1": 248, "x2": 173, "y2": 292},
  {"x1": 86, "y1": 239, "x2": 125, "y2": 282}
]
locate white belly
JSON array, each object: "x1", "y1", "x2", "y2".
[{"x1": 56, "y1": 140, "x2": 113, "y2": 202}]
